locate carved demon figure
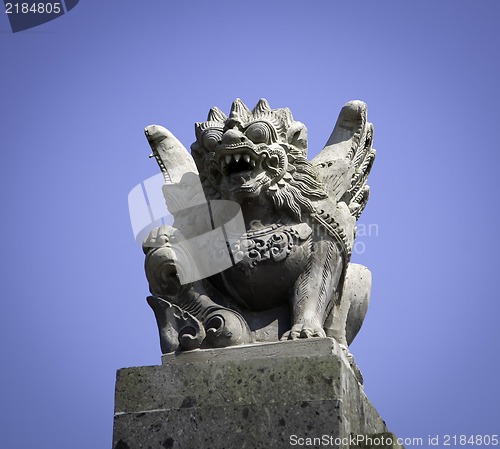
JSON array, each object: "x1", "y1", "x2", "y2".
[{"x1": 142, "y1": 99, "x2": 376, "y2": 365}]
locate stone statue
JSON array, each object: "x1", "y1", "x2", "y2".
[{"x1": 142, "y1": 99, "x2": 376, "y2": 368}]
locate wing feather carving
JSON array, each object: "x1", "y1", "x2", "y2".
[{"x1": 312, "y1": 101, "x2": 376, "y2": 220}]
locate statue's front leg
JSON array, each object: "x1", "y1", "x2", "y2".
[
  {"x1": 283, "y1": 239, "x2": 344, "y2": 340},
  {"x1": 143, "y1": 225, "x2": 252, "y2": 350}
]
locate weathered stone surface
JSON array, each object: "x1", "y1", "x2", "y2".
[
  {"x1": 141, "y1": 99, "x2": 377, "y2": 357},
  {"x1": 113, "y1": 338, "x2": 392, "y2": 449}
]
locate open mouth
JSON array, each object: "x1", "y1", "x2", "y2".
[{"x1": 219, "y1": 151, "x2": 258, "y2": 176}]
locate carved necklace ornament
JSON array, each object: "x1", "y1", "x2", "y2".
[{"x1": 231, "y1": 222, "x2": 312, "y2": 269}]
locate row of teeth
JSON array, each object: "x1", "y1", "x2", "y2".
[{"x1": 222, "y1": 154, "x2": 256, "y2": 167}]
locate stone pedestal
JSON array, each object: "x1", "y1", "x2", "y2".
[{"x1": 113, "y1": 338, "x2": 400, "y2": 449}]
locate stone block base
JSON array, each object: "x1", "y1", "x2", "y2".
[{"x1": 113, "y1": 338, "x2": 398, "y2": 449}]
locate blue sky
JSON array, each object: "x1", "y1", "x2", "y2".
[{"x1": 1, "y1": 1, "x2": 499, "y2": 448}]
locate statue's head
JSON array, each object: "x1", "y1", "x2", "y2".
[{"x1": 191, "y1": 98, "x2": 327, "y2": 219}]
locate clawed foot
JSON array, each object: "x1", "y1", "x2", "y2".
[{"x1": 281, "y1": 319, "x2": 326, "y2": 340}]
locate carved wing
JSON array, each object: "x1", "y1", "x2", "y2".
[
  {"x1": 144, "y1": 125, "x2": 199, "y2": 183},
  {"x1": 312, "y1": 101, "x2": 376, "y2": 220}
]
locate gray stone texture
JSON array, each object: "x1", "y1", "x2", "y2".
[
  {"x1": 142, "y1": 99, "x2": 376, "y2": 354},
  {"x1": 113, "y1": 338, "x2": 391, "y2": 449}
]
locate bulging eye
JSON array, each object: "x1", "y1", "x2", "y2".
[
  {"x1": 245, "y1": 122, "x2": 273, "y2": 144},
  {"x1": 202, "y1": 129, "x2": 223, "y2": 150}
]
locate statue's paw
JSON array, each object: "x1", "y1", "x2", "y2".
[
  {"x1": 281, "y1": 319, "x2": 326, "y2": 340},
  {"x1": 142, "y1": 225, "x2": 177, "y2": 253},
  {"x1": 144, "y1": 244, "x2": 182, "y2": 296}
]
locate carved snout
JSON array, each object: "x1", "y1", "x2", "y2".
[{"x1": 221, "y1": 128, "x2": 247, "y2": 145}]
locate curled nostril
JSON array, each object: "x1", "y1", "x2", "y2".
[{"x1": 240, "y1": 137, "x2": 246, "y2": 142}]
